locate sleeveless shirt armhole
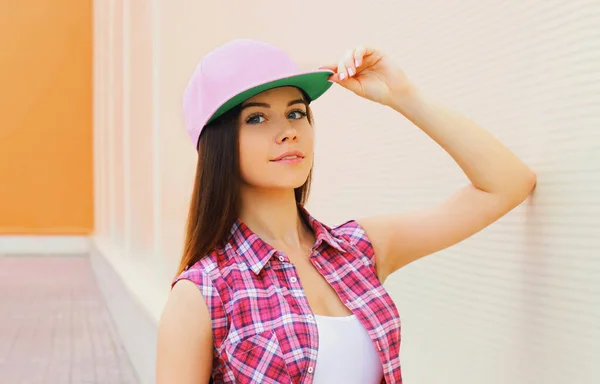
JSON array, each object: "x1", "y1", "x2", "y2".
[
  {"x1": 332, "y1": 219, "x2": 376, "y2": 266},
  {"x1": 171, "y1": 267, "x2": 228, "y2": 349},
  {"x1": 171, "y1": 269, "x2": 227, "y2": 383}
]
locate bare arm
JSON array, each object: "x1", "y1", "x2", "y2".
[
  {"x1": 156, "y1": 279, "x2": 213, "y2": 383},
  {"x1": 359, "y1": 86, "x2": 537, "y2": 282}
]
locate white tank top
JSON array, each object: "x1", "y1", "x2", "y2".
[{"x1": 312, "y1": 314, "x2": 384, "y2": 383}]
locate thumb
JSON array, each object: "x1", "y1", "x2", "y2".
[
  {"x1": 318, "y1": 63, "x2": 338, "y2": 72},
  {"x1": 336, "y1": 76, "x2": 364, "y2": 95},
  {"x1": 318, "y1": 64, "x2": 339, "y2": 82}
]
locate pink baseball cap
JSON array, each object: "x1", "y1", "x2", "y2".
[{"x1": 183, "y1": 39, "x2": 334, "y2": 149}]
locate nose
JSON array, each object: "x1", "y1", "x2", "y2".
[{"x1": 275, "y1": 122, "x2": 298, "y2": 144}]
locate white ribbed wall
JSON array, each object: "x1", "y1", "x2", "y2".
[{"x1": 94, "y1": 1, "x2": 600, "y2": 383}]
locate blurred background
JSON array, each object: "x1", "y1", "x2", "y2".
[{"x1": 1, "y1": 0, "x2": 599, "y2": 383}]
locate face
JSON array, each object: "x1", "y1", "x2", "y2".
[{"x1": 238, "y1": 86, "x2": 313, "y2": 191}]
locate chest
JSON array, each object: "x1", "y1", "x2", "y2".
[
  {"x1": 216, "y1": 246, "x2": 402, "y2": 383},
  {"x1": 287, "y1": 251, "x2": 354, "y2": 317}
]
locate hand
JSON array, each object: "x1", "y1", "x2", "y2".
[{"x1": 320, "y1": 46, "x2": 414, "y2": 107}]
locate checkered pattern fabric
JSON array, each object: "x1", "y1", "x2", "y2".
[{"x1": 173, "y1": 208, "x2": 402, "y2": 383}]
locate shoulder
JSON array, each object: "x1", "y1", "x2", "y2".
[
  {"x1": 158, "y1": 271, "x2": 214, "y2": 382},
  {"x1": 331, "y1": 219, "x2": 375, "y2": 259},
  {"x1": 163, "y1": 253, "x2": 220, "y2": 341},
  {"x1": 168, "y1": 248, "x2": 230, "y2": 341},
  {"x1": 173, "y1": 253, "x2": 217, "y2": 282},
  {"x1": 172, "y1": 249, "x2": 226, "y2": 304}
]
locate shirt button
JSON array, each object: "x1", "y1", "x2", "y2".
[
  {"x1": 290, "y1": 276, "x2": 297, "y2": 283},
  {"x1": 278, "y1": 255, "x2": 285, "y2": 262},
  {"x1": 308, "y1": 366, "x2": 314, "y2": 374},
  {"x1": 307, "y1": 314, "x2": 314, "y2": 321}
]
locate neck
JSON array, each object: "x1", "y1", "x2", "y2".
[{"x1": 238, "y1": 186, "x2": 312, "y2": 250}]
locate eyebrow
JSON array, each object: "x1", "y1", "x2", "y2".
[{"x1": 241, "y1": 98, "x2": 307, "y2": 110}]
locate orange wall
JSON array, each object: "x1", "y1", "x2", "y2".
[{"x1": 0, "y1": 1, "x2": 93, "y2": 234}]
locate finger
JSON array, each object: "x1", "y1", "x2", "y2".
[
  {"x1": 337, "y1": 55, "x2": 347, "y2": 81},
  {"x1": 344, "y1": 49, "x2": 356, "y2": 77},
  {"x1": 337, "y1": 49, "x2": 356, "y2": 81},
  {"x1": 353, "y1": 45, "x2": 367, "y2": 68},
  {"x1": 318, "y1": 63, "x2": 340, "y2": 82}
]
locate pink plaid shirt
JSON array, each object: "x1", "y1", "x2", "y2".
[{"x1": 173, "y1": 208, "x2": 402, "y2": 383}]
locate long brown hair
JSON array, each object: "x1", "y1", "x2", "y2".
[{"x1": 176, "y1": 102, "x2": 313, "y2": 275}]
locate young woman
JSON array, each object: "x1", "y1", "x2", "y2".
[{"x1": 156, "y1": 39, "x2": 536, "y2": 384}]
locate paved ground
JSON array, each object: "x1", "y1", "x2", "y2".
[{"x1": 0, "y1": 255, "x2": 139, "y2": 384}]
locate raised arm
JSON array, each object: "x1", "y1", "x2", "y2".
[{"x1": 323, "y1": 46, "x2": 536, "y2": 282}]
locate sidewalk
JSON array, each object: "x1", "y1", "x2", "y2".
[{"x1": 0, "y1": 255, "x2": 139, "y2": 384}]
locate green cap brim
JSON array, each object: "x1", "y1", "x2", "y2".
[{"x1": 207, "y1": 70, "x2": 334, "y2": 125}]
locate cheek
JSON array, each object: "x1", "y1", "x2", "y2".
[
  {"x1": 238, "y1": 128, "x2": 270, "y2": 182},
  {"x1": 298, "y1": 122, "x2": 315, "y2": 154}
]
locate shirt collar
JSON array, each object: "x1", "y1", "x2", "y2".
[
  {"x1": 229, "y1": 206, "x2": 346, "y2": 275},
  {"x1": 298, "y1": 206, "x2": 346, "y2": 254}
]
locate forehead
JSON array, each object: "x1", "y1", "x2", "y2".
[{"x1": 243, "y1": 86, "x2": 305, "y2": 105}]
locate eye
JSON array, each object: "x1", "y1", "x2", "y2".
[
  {"x1": 245, "y1": 113, "x2": 265, "y2": 124},
  {"x1": 288, "y1": 110, "x2": 307, "y2": 120}
]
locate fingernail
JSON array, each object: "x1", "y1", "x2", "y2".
[
  {"x1": 339, "y1": 72, "x2": 346, "y2": 80},
  {"x1": 347, "y1": 67, "x2": 355, "y2": 77},
  {"x1": 355, "y1": 59, "x2": 361, "y2": 67}
]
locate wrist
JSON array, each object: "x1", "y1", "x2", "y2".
[{"x1": 386, "y1": 83, "x2": 422, "y2": 113}]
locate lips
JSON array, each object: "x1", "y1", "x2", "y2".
[{"x1": 271, "y1": 150, "x2": 305, "y2": 162}]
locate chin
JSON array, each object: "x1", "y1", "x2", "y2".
[
  {"x1": 278, "y1": 173, "x2": 310, "y2": 189},
  {"x1": 248, "y1": 176, "x2": 309, "y2": 191},
  {"x1": 273, "y1": 178, "x2": 308, "y2": 190},
  {"x1": 243, "y1": 168, "x2": 311, "y2": 191}
]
